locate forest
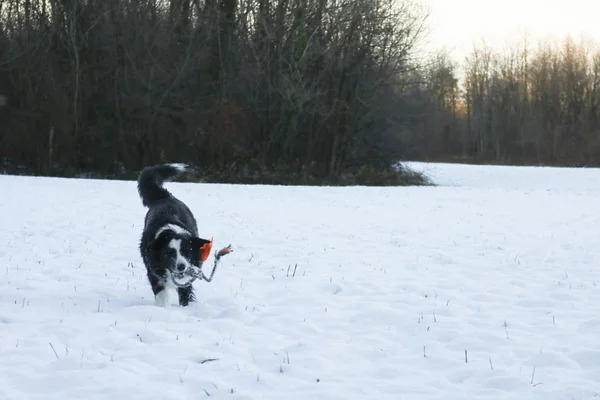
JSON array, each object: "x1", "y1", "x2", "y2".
[
  {"x1": 1, "y1": 0, "x2": 598, "y2": 184},
  {"x1": 418, "y1": 37, "x2": 600, "y2": 167}
]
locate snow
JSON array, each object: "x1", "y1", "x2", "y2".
[{"x1": 1, "y1": 162, "x2": 599, "y2": 400}]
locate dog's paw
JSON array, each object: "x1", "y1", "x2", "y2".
[{"x1": 154, "y1": 290, "x2": 170, "y2": 308}]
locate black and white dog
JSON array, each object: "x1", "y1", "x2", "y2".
[{"x1": 137, "y1": 163, "x2": 212, "y2": 307}]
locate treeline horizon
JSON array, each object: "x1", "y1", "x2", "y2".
[
  {"x1": 0, "y1": 0, "x2": 599, "y2": 186},
  {"x1": 411, "y1": 35, "x2": 600, "y2": 167}
]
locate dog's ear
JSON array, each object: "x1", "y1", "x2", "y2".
[
  {"x1": 191, "y1": 237, "x2": 212, "y2": 248},
  {"x1": 192, "y1": 237, "x2": 213, "y2": 262}
]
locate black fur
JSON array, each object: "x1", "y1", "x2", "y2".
[{"x1": 137, "y1": 163, "x2": 211, "y2": 307}]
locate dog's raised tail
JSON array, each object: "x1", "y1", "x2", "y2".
[{"x1": 137, "y1": 163, "x2": 195, "y2": 207}]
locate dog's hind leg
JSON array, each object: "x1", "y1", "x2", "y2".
[{"x1": 177, "y1": 285, "x2": 196, "y2": 307}]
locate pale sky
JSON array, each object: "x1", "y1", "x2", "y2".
[{"x1": 421, "y1": 0, "x2": 600, "y2": 61}]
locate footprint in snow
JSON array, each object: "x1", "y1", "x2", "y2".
[{"x1": 323, "y1": 282, "x2": 343, "y2": 295}]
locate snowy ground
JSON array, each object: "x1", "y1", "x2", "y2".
[{"x1": 1, "y1": 162, "x2": 599, "y2": 400}]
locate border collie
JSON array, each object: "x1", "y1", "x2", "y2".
[{"x1": 137, "y1": 163, "x2": 212, "y2": 307}]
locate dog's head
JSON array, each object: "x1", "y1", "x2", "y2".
[{"x1": 152, "y1": 228, "x2": 212, "y2": 284}]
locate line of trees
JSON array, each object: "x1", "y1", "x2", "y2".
[
  {"x1": 2, "y1": 0, "x2": 600, "y2": 185},
  {"x1": 0, "y1": 0, "x2": 430, "y2": 185},
  {"x1": 406, "y1": 36, "x2": 600, "y2": 166}
]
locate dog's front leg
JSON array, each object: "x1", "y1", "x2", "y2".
[
  {"x1": 177, "y1": 285, "x2": 196, "y2": 307},
  {"x1": 147, "y1": 271, "x2": 169, "y2": 307},
  {"x1": 155, "y1": 288, "x2": 169, "y2": 307}
]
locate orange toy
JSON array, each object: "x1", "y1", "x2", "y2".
[{"x1": 199, "y1": 238, "x2": 213, "y2": 263}]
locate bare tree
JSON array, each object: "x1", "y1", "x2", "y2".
[
  {"x1": 0, "y1": 0, "x2": 431, "y2": 185},
  {"x1": 406, "y1": 35, "x2": 600, "y2": 167}
]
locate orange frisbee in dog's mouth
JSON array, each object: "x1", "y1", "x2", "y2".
[{"x1": 199, "y1": 238, "x2": 213, "y2": 262}]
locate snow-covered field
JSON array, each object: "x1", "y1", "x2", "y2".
[{"x1": 1, "y1": 162, "x2": 599, "y2": 400}]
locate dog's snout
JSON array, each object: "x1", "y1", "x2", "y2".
[{"x1": 176, "y1": 263, "x2": 186, "y2": 272}]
